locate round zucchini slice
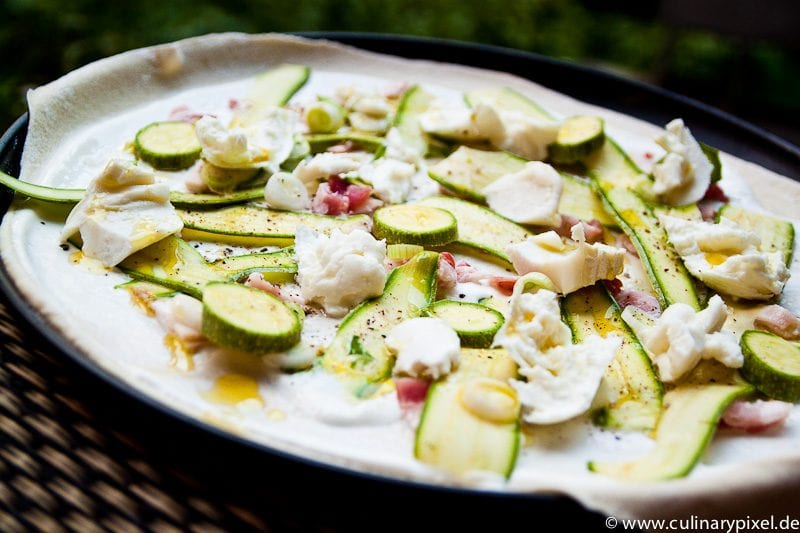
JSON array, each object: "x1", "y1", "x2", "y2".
[
  {"x1": 741, "y1": 329, "x2": 800, "y2": 402},
  {"x1": 373, "y1": 205, "x2": 458, "y2": 246},
  {"x1": 548, "y1": 115, "x2": 605, "y2": 164},
  {"x1": 202, "y1": 282, "x2": 301, "y2": 353},
  {"x1": 425, "y1": 300, "x2": 505, "y2": 348},
  {"x1": 135, "y1": 121, "x2": 202, "y2": 170}
]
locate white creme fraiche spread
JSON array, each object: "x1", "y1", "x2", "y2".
[
  {"x1": 61, "y1": 159, "x2": 183, "y2": 267},
  {"x1": 660, "y1": 215, "x2": 790, "y2": 300},
  {"x1": 494, "y1": 283, "x2": 621, "y2": 424},
  {"x1": 294, "y1": 227, "x2": 387, "y2": 317}
]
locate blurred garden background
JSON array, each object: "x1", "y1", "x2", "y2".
[{"x1": 1, "y1": 0, "x2": 798, "y2": 143}]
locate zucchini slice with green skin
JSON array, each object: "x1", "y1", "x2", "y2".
[
  {"x1": 426, "y1": 147, "x2": 615, "y2": 226},
  {"x1": 199, "y1": 163, "x2": 261, "y2": 193},
  {"x1": 322, "y1": 251, "x2": 439, "y2": 391},
  {"x1": 416, "y1": 196, "x2": 530, "y2": 265},
  {"x1": 741, "y1": 330, "x2": 800, "y2": 402},
  {"x1": 478, "y1": 296, "x2": 510, "y2": 316},
  {"x1": 0, "y1": 170, "x2": 264, "y2": 207},
  {"x1": 415, "y1": 348, "x2": 520, "y2": 478},
  {"x1": 390, "y1": 85, "x2": 435, "y2": 158},
  {"x1": 115, "y1": 281, "x2": 178, "y2": 310},
  {"x1": 135, "y1": 121, "x2": 201, "y2": 170},
  {"x1": 236, "y1": 64, "x2": 310, "y2": 127},
  {"x1": 119, "y1": 236, "x2": 227, "y2": 298},
  {"x1": 587, "y1": 139, "x2": 701, "y2": 310},
  {"x1": 718, "y1": 204, "x2": 795, "y2": 267},
  {"x1": 178, "y1": 206, "x2": 371, "y2": 247},
  {"x1": 305, "y1": 133, "x2": 384, "y2": 154},
  {"x1": 465, "y1": 87, "x2": 553, "y2": 121},
  {"x1": 202, "y1": 282, "x2": 301, "y2": 353},
  {"x1": 373, "y1": 205, "x2": 458, "y2": 246},
  {"x1": 589, "y1": 381, "x2": 753, "y2": 480},
  {"x1": 119, "y1": 237, "x2": 296, "y2": 297},
  {"x1": 169, "y1": 188, "x2": 265, "y2": 207},
  {"x1": 560, "y1": 174, "x2": 616, "y2": 227},
  {"x1": 700, "y1": 143, "x2": 723, "y2": 183},
  {"x1": 427, "y1": 146, "x2": 526, "y2": 203},
  {"x1": 563, "y1": 285, "x2": 663, "y2": 431},
  {"x1": 0, "y1": 170, "x2": 83, "y2": 203},
  {"x1": 387, "y1": 244, "x2": 424, "y2": 261},
  {"x1": 548, "y1": 116, "x2": 605, "y2": 164},
  {"x1": 212, "y1": 248, "x2": 296, "y2": 283},
  {"x1": 425, "y1": 300, "x2": 504, "y2": 348}
]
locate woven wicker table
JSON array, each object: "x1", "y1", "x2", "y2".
[{"x1": 0, "y1": 289, "x2": 314, "y2": 531}]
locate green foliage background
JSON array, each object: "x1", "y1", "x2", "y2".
[{"x1": 1, "y1": 0, "x2": 798, "y2": 141}]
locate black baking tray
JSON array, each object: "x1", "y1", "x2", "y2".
[{"x1": 1, "y1": 33, "x2": 798, "y2": 530}]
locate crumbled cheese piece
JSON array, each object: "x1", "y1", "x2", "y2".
[
  {"x1": 418, "y1": 99, "x2": 486, "y2": 142},
  {"x1": 334, "y1": 86, "x2": 393, "y2": 134},
  {"x1": 151, "y1": 293, "x2": 204, "y2": 343},
  {"x1": 263, "y1": 171, "x2": 311, "y2": 211},
  {"x1": 354, "y1": 158, "x2": 416, "y2": 204},
  {"x1": 494, "y1": 288, "x2": 620, "y2": 424},
  {"x1": 482, "y1": 161, "x2": 563, "y2": 226},
  {"x1": 650, "y1": 118, "x2": 712, "y2": 205},
  {"x1": 293, "y1": 152, "x2": 365, "y2": 194},
  {"x1": 473, "y1": 104, "x2": 560, "y2": 161},
  {"x1": 61, "y1": 159, "x2": 182, "y2": 266},
  {"x1": 195, "y1": 107, "x2": 297, "y2": 170},
  {"x1": 622, "y1": 295, "x2": 743, "y2": 382},
  {"x1": 384, "y1": 127, "x2": 424, "y2": 165},
  {"x1": 387, "y1": 317, "x2": 461, "y2": 379},
  {"x1": 294, "y1": 227, "x2": 387, "y2": 317},
  {"x1": 418, "y1": 100, "x2": 560, "y2": 159},
  {"x1": 661, "y1": 214, "x2": 789, "y2": 300},
  {"x1": 506, "y1": 230, "x2": 625, "y2": 295}
]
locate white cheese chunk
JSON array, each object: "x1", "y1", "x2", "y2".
[
  {"x1": 473, "y1": 104, "x2": 560, "y2": 161},
  {"x1": 650, "y1": 118, "x2": 712, "y2": 205},
  {"x1": 506, "y1": 230, "x2": 625, "y2": 295},
  {"x1": 418, "y1": 99, "x2": 486, "y2": 142},
  {"x1": 293, "y1": 152, "x2": 365, "y2": 194},
  {"x1": 661, "y1": 215, "x2": 789, "y2": 300},
  {"x1": 482, "y1": 161, "x2": 563, "y2": 225},
  {"x1": 419, "y1": 101, "x2": 559, "y2": 159},
  {"x1": 384, "y1": 127, "x2": 424, "y2": 165},
  {"x1": 195, "y1": 107, "x2": 297, "y2": 170},
  {"x1": 61, "y1": 159, "x2": 183, "y2": 267},
  {"x1": 386, "y1": 317, "x2": 461, "y2": 379},
  {"x1": 494, "y1": 288, "x2": 620, "y2": 424},
  {"x1": 622, "y1": 295, "x2": 743, "y2": 382},
  {"x1": 294, "y1": 227, "x2": 387, "y2": 317},
  {"x1": 150, "y1": 293, "x2": 204, "y2": 343},
  {"x1": 355, "y1": 158, "x2": 416, "y2": 204},
  {"x1": 263, "y1": 171, "x2": 311, "y2": 211},
  {"x1": 334, "y1": 86, "x2": 393, "y2": 134}
]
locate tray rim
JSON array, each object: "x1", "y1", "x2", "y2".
[{"x1": 0, "y1": 31, "x2": 798, "y2": 511}]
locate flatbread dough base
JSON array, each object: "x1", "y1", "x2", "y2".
[{"x1": 3, "y1": 33, "x2": 800, "y2": 519}]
